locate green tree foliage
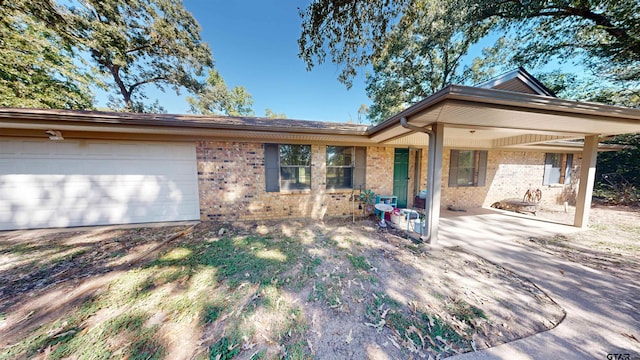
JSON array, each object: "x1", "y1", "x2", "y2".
[
  {"x1": 2, "y1": 0, "x2": 213, "y2": 113},
  {"x1": 357, "y1": 104, "x2": 369, "y2": 124},
  {"x1": 485, "y1": 0, "x2": 640, "y2": 83},
  {"x1": 299, "y1": 0, "x2": 640, "y2": 105},
  {"x1": 0, "y1": 4, "x2": 92, "y2": 109},
  {"x1": 265, "y1": 108, "x2": 287, "y2": 119},
  {"x1": 461, "y1": 37, "x2": 518, "y2": 84},
  {"x1": 68, "y1": 0, "x2": 213, "y2": 112},
  {"x1": 300, "y1": 0, "x2": 639, "y2": 82},
  {"x1": 299, "y1": 0, "x2": 411, "y2": 88},
  {"x1": 597, "y1": 134, "x2": 640, "y2": 188},
  {"x1": 365, "y1": 0, "x2": 494, "y2": 122},
  {"x1": 188, "y1": 69, "x2": 255, "y2": 116}
]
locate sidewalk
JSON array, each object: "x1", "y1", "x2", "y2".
[{"x1": 437, "y1": 210, "x2": 640, "y2": 359}]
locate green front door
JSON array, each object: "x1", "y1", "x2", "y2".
[{"x1": 393, "y1": 148, "x2": 409, "y2": 208}]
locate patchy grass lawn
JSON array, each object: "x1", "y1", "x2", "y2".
[{"x1": 0, "y1": 217, "x2": 568, "y2": 359}]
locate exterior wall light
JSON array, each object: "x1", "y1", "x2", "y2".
[{"x1": 45, "y1": 130, "x2": 64, "y2": 141}]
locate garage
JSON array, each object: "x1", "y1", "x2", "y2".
[{"x1": 0, "y1": 138, "x2": 200, "y2": 230}]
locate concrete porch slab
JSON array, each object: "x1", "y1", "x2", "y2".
[
  {"x1": 438, "y1": 207, "x2": 579, "y2": 245},
  {"x1": 437, "y1": 208, "x2": 640, "y2": 359}
]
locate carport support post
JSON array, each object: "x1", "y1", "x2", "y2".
[
  {"x1": 574, "y1": 135, "x2": 599, "y2": 228},
  {"x1": 424, "y1": 123, "x2": 444, "y2": 244}
]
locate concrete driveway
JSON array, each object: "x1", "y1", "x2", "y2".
[{"x1": 437, "y1": 208, "x2": 640, "y2": 360}]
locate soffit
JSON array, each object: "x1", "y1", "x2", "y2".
[
  {"x1": 0, "y1": 108, "x2": 372, "y2": 145},
  {"x1": 3, "y1": 86, "x2": 640, "y2": 150},
  {"x1": 372, "y1": 85, "x2": 640, "y2": 148}
]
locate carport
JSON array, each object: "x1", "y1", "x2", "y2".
[{"x1": 367, "y1": 84, "x2": 640, "y2": 244}]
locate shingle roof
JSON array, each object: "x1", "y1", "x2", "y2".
[{"x1": 0, "y1": 107, "x2": 369, "y2": 135}]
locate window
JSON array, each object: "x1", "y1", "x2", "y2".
[
  {"x1": 266, "y1": 144, "x2": 366, "y2": 192},
  {"x1": 326, "y1": 146, "x2": 354, "y2": 188},
  {"x1": 264, "y1": 144, "x2": 311, "y2": 192},
  {"x1": 543, "y1": 153, "x2": 573, "y2": 185},
  {"x1": 280, "y1": 145, "x2": 311, "y2": 190},
  {"x1": 448, "y1": 150, "x2": 488, "y2": 187}
]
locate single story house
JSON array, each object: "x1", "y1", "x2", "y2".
[{"x1": 2, "y1": 68, "x2": 640, "y2": 243}]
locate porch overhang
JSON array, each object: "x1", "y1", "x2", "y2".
[
  {"x1": 366, "y1": 85, "x2": 640, "y2": 244},
  {"x1": 367, "y1": 85, "x2": 640, "y2": 151}
]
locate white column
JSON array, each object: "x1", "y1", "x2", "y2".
[
  {"x1": 574, "y1": 135, "x2": 599, "y2": 228},
  {"x1": 424, "y1": 123, "x2": 444, "y2": 244}
]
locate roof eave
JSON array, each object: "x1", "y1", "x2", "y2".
[
  {"x1": 368, "y1": 85, "x2": 640, "y2": 132},
  {"x1": 365, "y1": 85, "x2": 454, "y2": 135},
  {"x1": 0, "y1": 108, "x2": 369, "y2": 136}
]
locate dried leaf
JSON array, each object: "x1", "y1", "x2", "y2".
[
  {"x1": 380, "y1": 308, "x2": 390, "y2": 319},
  {"x1": 242, "y1": 342, "x2": 256, "y2": 350},
  {"x1": 387, "y1": 335, "x2": 401, "y2": 349},
  {"x1": 425, "y1": 334, "x2": 436, "y2": 347},
  {"x1": 365, "y1": 319, "x2": 386, "y2": 332},
  {"x1": 53, "y1": 329, "x2": 77, "y2": 338},
  {"x1": 406, "y1": 325, "x2": 425, "y2": 348}
]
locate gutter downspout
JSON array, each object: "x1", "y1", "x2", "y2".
[{"x1": 400, "y1": 117, "x2": 434, "y2": 242}]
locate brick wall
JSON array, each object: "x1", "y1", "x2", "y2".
[
  {"x1": 197, "y1": 141, "x2": 265, "y2": 221},
  {"x1": 441, "y1": 149, "x2": 582, "y2": 209},
  {"x1": 197, "y1": 141, "x2": 581, "y2": 221},
  {"x1": 197, "y1": 142, "x2": 389, "y2": 222},
  {"x1": 365, "y1": 146, "x2": 394, "y2": 196}
]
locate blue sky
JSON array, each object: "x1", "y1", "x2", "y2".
[
  {"x1": 92, "y1": 1, "x2": 559, "y2": 123},
  {"x1": 187, "y1": 0, "x2": 371, "y2": 122},
  {"x1": 109, "y1": 0, "x2": 373, "y2": 123}
]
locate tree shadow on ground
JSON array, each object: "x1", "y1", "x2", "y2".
[{"x1": 1, "y1": 215, "x2": 621, "y2": 359}]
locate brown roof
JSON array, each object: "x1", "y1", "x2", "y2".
[{"x1": 0, "y1": 107, "x2": 368, "y2": 135}]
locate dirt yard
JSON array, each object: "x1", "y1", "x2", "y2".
[
  {"x1": 523, "y1": 205, "x2": 640, "y2": 282},
  {"x1": 0, "y1": 205, "x2": 637, "y2": 359}
]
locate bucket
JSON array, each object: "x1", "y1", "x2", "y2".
[
  {"x1": 390, "y1": 212, "x2": 402, "y2": 225},
  {"x1": 398, "y1": 209, "x2": 419, "y2": 228},
  {"x1": 413, "y1": 219, "x2": 426, "y2": 234}
]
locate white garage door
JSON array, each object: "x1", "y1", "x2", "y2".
[{"x1": 0, "y1": 138, "x2": 200, "y2": 230}]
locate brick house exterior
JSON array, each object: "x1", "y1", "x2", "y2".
[
  {"x1": 196, "y1": 139, "x2": 582, "y2": 222},
  {"x1": 2, "y1": 68, "x2": 639, "y2": 232}
]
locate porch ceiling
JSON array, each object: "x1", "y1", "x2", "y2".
[{"x1": 371, "y1": 85, "x2": 640, "y2": 150}]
